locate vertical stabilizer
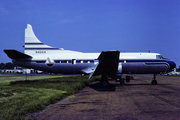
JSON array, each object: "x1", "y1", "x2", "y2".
[
  {"x1": 24, "y1": 24, "x2": 60, "y2": 55},
  {"x1": 25, "y1": 24, "x2": 41, "y2": 43}
]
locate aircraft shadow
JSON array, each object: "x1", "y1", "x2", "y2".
[
  {"x1": 88, "y1": 81, "x2": 116, "y2": 91},
  {"x1": 88, "y1": 79, "x2": 167, "y2": 92}
]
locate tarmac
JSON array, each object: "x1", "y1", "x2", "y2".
[{"x1": 33, "y1": 75, "x2": 180, "y2": 120}]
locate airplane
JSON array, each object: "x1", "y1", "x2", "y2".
[{"x1": 4, "y1": 24, "x2": 176, "y2": 86}]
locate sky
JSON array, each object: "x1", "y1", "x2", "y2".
[{"x1": 0, "y1": 0, "x2": 180, "y2": 67}]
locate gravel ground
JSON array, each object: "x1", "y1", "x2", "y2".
[{"x1": 33, "y1": 75, "x2": 180, "y2": 120}]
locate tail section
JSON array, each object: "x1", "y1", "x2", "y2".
[{"x1": 25, "y1": 24, "x2": 61, "y2": 55}]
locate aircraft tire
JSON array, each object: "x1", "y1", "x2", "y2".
[
  {"x1": 151, "y1": 80, "x2": 157, "y2": 85},
  {"x1": 101, "y1": 81, "x2": 109, "y2": 87},
  {"x1": 120, "y1": 79, "x2": 124, "y2": 85},
  {"x1": 126, "y1": 76, "x2": 130, "y2": 82}
]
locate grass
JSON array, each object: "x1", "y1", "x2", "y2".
[{"x1": 0, "y1": 75, "x2": 100, "y2": 120}]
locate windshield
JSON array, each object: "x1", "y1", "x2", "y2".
[{"x1": 156, "y1": 55, "x2": 164, "y2": 59}]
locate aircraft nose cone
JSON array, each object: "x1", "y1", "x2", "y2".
[
  {"x1": 166, "y1": 61, "x2": 176, "y2": 72},
  {"x1": 169, "y1": 61, "x2": 176, "y2": 70}
]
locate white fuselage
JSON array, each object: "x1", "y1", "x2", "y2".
[{"x1": 13, "y1": 51, "x2": 175, "y2": 76}]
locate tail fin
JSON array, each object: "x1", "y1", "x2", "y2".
[
  {"x1": 25, "y1": 24, "x2": 42, "y2": 44},
  {"x1": 25, "y1": 24, "x2": 60, "y2": 55}
]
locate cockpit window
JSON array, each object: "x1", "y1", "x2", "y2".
[{"x1": 156, "y1": 55, "x2": 164, "y2": 59}]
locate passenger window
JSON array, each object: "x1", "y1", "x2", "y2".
[
  {"x1": 72, "y1": 59, "x2": 76, "y2": 64},
  {"x1": 80, "y1": 60, "x2": 83, "y2": 63},
  {"x1": 124, "y1": 60, "x2": 128, "y2": 63}
]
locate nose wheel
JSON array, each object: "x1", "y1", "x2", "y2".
[
  {"x1": 151, "y1": 74, "x2": 157, "y2": 85},
  {"x1": 151, "y1": 80, "x2": 157, "y2": 85}
]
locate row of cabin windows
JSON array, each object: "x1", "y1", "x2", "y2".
[
  {"x1": 54, "y1": 60, "x2": 98, "y2": 64},
  {"x1": 55, "y1": 60, "x2": 128, "y2": 64},
  {"x1": 36, "y1": 60, "x2": 133, "y2": 64}
]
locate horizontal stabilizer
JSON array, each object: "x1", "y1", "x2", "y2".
[{"x1": 4, "y1": 49, "x2": 32, "y2": 59}]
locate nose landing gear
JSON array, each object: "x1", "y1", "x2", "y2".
[{"x1": 151, "y1": 74, "x2": 157, "y2": 85}]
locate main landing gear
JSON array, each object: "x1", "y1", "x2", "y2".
[
  {"x1": 119, "y1": 76, "x2": 131, "y2": 85},
  {"x1": 100, "y1": 75, "x2": 109, "y2": 87},
  {"x1": 100, "y1": 74, "x2": 158, "y2": 86},
  {"x1": 151, "y1": 74, "x2": 157, "y2": 85}
]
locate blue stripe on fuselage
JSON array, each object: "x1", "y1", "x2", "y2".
[
  {"x1": 25, "y1": 48, "x2": 60, "y2": 50},
  {"x1": 25, "y1": 43, "x2": 44, "y2": 45},
  {"x1": 120, "y1": 59, "x2": 170, "y2": 63},
  {"x1": 35, "y1": 60, "x2": 46, "y2": 63},
  {"x1": 34, "y1": 59, "x2": 173, "y2": 64}
]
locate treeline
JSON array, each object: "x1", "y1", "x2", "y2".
[{"x1": 0, "y1": 62, "x2": 14, "y2": 69}]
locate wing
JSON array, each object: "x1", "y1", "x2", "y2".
[{"x1": 89, "y1": 50, "x2": 120, "y2": 78}]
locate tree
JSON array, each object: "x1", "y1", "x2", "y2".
[
  {"x1": 5, "y1": 62, "x2": 14, "y2": 69},
  {"x1": 0, "y1": 63, "x2": 6, "y2": 69}
]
